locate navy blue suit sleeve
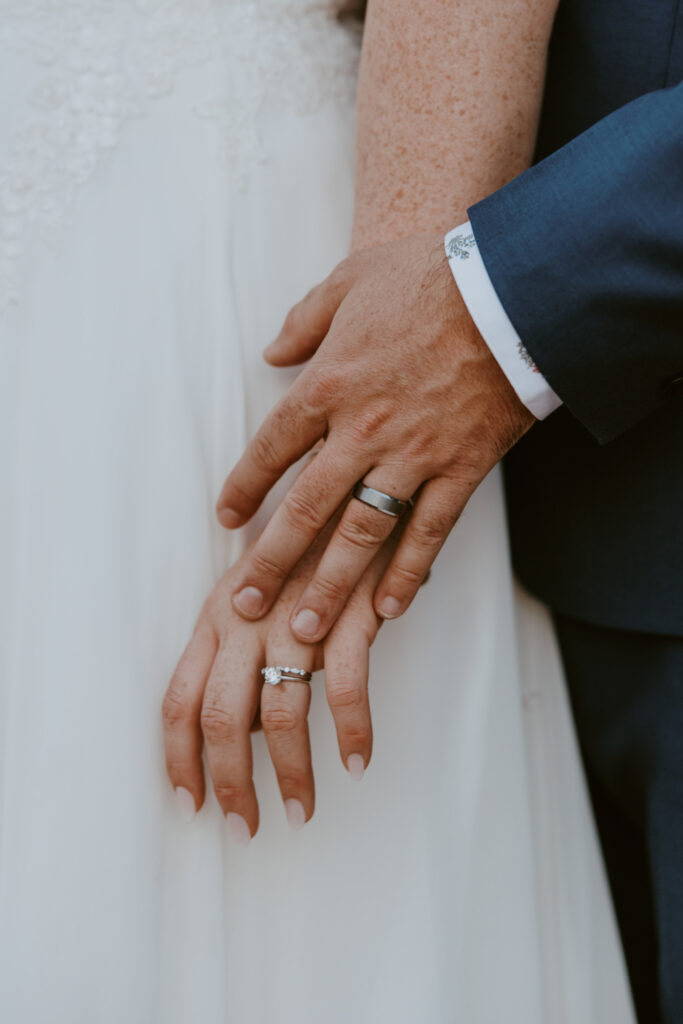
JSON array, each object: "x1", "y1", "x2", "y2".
[{"x1": 468, "y1": 80, "x2": 683, "y2": 443}]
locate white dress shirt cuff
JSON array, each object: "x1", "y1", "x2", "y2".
[{"x1": 444, "y1": 221, "x2": 563, "y2": 420}]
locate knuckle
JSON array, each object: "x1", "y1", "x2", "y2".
[
  {"x1": 412, "y1": 511, "x2": 451, "y2": 549},
  {"x1": 162, "y1": 689, "x2": 193, "y2": 729},
  {"x1": 166, "y1": 757, "x2": 199, "y2": 777},
  {"x1": 277, "y1": 774, "x2": 311, "y2": 795},
  {"x1": 213, "y1": 783, "x2": 246, "y2": 804},
  {"x1": 310, "y1": 572, "x2": 347, "y2": 603},
  {"x1": 337, "y1": 511, "x2": 386, "y2": 551},
  {"x1": 390, "y1": 561, "x2": 425, "y2": 588},
  {"x1": 327, "y1": 682, "x2": 364, "y2": 711},
  {"x1": 342, "y1": 726, "x2": 370, "y2": 750},
  {"x1": 270, "y1": 398, "x2": 297, "y2": 435},
  {"x1": 249, "y1": 548, "x2": 289, "y2": 583},
  {"x1": 260, "y1": 704, "x2": 300, "y2": 734},
  {"x1": 200, "y1": 702, "x2": 241, "y2": 743},
  {"x1": 307, "y1": 366, "x2": 342, "y2": 409},
  {"x1": 250, "y1": 430, "x2": 281, "y2": 475},
  {"x1": 347, "y1": 404, "x2": 392, "y2": 446},
  {"x1": 282, "y1": 488, "x2": 324, "y2": 534},
  {"x1": 449, "y1": 447, "x2": 484, "y2": 480}
]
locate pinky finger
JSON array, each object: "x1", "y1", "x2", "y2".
[
  {"x1": 373, "y1": 477, "x2": 468, "y2": 621},
  {"x1": 324, "y1": 623, "x2": 373, "y2": 780},
  {"x1": 162, "y1": 621, "x2": 218, "y2": 820},
  {"x1": 323, "y1": 559, "x2": 390, "y2": 779}
]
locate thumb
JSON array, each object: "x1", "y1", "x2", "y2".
[{"x1": 264, "y1": 258, "x2": 354, "y2": 366}]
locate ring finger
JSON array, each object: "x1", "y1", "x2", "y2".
[
  {"x1": 260, "y1": 641, "x2": 317, "y2": 830},
  {"x1": 290, "y1": 466, "x2": 423, "y2": 643}
]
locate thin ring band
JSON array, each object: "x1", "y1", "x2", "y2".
[
  {"x1": 353, "y1": 482, "x2": 414, "y2": 518},
  {"x1": 262, "y1": 666, "x2": 313, "y2": 686}
]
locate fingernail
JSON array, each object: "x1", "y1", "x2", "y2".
[
  {"x1": 175, "y1": 786, "x2": 196, "y2": 823},
  {"x1": 292, "y1": 608, "x2": 321, "y2": 639},
  {"x1": 378, "y1": 596, "x2": 402, "y2": 619},
  {"x1": 347, "y1": 754, "x2": 365, "y2": 781},
  {"x1": 284, "y1": 798, "x2": 307, "y2": 830},
  {"x1": 226, "y1": 812, "x2": 251, "y2": 845},
  {"x1": 234, "y1": 586, "x2": 265, "y2": 617},
  {"x1": 218, "y1": 507, "x2": 241, "y2": 529}
]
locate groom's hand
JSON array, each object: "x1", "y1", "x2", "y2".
[{"x1": 217, "y1": 232, "x2": 534, "y2": 642}]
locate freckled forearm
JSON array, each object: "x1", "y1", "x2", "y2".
[{"x1": 351, "y1": 0, "x2": 559, "y2": 250}]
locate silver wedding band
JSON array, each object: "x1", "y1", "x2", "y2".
[
  {"x1": 353, "y1": 482, "x2": 414, "y2": 518},
  {"x1": 262, "y1": 666, "x2": 313, "y2": 686}
]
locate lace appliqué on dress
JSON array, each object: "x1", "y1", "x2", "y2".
[
  {"x1": 0, "y1": 0, "x2": 360, "y2": 312},
  {"x1": 445, "y1": 233, "x2": 476, "y2": 260},
  {"x1": 193, "y1": 2, "x2": 360, "y2": 186}
]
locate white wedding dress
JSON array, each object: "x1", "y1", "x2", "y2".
[{"x1": 0, "y1": 3, "x2": 635, "y2": 1022}]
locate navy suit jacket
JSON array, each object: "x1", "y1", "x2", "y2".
[{"x1": 468, "y1": 0, "x2": 683, "y2": 637}]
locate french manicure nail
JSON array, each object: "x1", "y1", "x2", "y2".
[
  {"x1": 284, "y1": 798, "x2": 307, "y2": 830},
  {"x1": 347, "y1": 754, "x2": 365, "y2": 781},
  {"x1": 226, "y1": 812, "x2": 251, "y2": 845},
  {"x1": 292, "y1": 608, "x2": 321, "y2": 639},
  {"x1": 378, "y1": 596, "x2": 402, "y2": 619},
  {"x1": 175, "y1": 786, "x2": 196, "y2": 822},
  {"x1": 218, "y1": 507, "x2": 242, "y2": 529},
  {"x1": 234, "y1": 586, "x2": 265, "y2": 617}
]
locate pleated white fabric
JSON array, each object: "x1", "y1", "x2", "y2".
[{"x1": 0, "y1": 3, "x2": 635, "y2": 1022}]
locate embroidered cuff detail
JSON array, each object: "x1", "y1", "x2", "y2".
[{"x1": 445, "y1": 221, "x2": 563, "y2": 420}]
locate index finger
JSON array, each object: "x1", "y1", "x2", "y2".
[
  {"x1": 216, "y1": 383, "x2": 326, "y2": 529},
  {"x1": 229, "y1": 440, "x2": 363, "y2": 621}
]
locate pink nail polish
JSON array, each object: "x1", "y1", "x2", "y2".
[
  {"x1": 347, "y1": 754, "x2": 365, "y2": 781},
  {"x1": 226, "y1": 812, "x2": 251, "y2": 845},
  {"x1": 284, "y1": 798, "x2": 307, "y2": 830},
  {"x1": 175, "y1": 786, "x2": 196, "y2": 822}
]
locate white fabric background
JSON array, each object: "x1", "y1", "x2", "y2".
[{"x1": 0, "y1": 4, "x2": 634, "y2": 1021}]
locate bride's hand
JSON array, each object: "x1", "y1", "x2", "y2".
[{"x1": 162, "y1": 527, "x2": 394, "y2": 841}]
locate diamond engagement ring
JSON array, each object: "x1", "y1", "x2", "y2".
[
  {"x1": 261, "y1": 666, "x2": 313, "y2": 686},
  {"x1": 353, "y1": 482, "x2": 414, "y2": 518}
]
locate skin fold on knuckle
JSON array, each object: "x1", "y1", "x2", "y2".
[
  {"x1": 307, "y1": 572, "x2": 348, "y2": 606},
  {"x1": 282, "y1": 488, "x2": 326, "y2": 534},
  {"x1": 246, "y1": 548, "x2": 289, "y2": 586},
  {"x1": 327, "y1": 680, "x2": 365, "y2": 711},
  {"x1": 162, "y1": 689, "x2": 193, "y2": 730},
  {"x1": 213, "y1": 783, "x2": 249, "y2": 805},
  {"x1": 306, "y1": 365, "x2": 343, "y2": 411},
  {"x1": 260, "y1": 702, "x2": 300, "y2": 735},
  {"x1": 412, "y1": 510, "x2": 451, "y2": 549},
  {"x1": 200, "y1": 702, "x2": 242, "y2": 743},
  {"x1": 340, "y1": 726, "x2": 371, "y2": 754},
  {"x1": 250, "y1": 429, "x2": 283, "y2": 476},
  {"x1": 337, "y1": 512, "x2": 387, "y2": 551},
  {"x1": 388, "y1": 560, "x2": 426, "y2": 589},
  {"x1": 346, "y1": 402, "x2": 393, "y2": 447}
]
